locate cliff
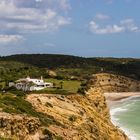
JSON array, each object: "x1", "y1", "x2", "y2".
[
  {"x1": 26, "y1": 92, "x2": 128, "y2": 140},
  {"x1": 86, "y1": 73, "x2": 140, "y2": 94},
  {"x1": 0, "y1": 73, "x2": 134, "y2": 140},
  {"x1": 0, "y1": 112, "x2": 40, "y2": 140}
]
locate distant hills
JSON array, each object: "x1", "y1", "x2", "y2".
[{"x1": 0, "y1": 54, "x2": 140, "y2": 80}]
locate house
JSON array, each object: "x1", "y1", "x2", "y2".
[{"x1": 14, "y1": 76, "x2": 53, "y2": 91}]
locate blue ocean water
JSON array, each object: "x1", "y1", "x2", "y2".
[{"x1": 110, "y1": 97, "x2": 140, "y2": 140}]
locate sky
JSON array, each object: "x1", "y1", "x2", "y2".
[{"x1": 0, "y1": 0, "x2": 140, "y2": 57}]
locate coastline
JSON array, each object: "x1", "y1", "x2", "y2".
[
  {"x1": 104, "y1": 92, "x2": 140, "y2": 107},
  {"x1": 104, "y1": 92, "x2": 140, "y2": 140}
]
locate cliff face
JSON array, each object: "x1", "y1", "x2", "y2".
[
  {"x1": 86, "y1": 73, "x2": 140, "y2": 94},
  {"x1": 26, "y1": 93, "x2": 128, "y2": 140},
  {"x1": 0, "y1": 112, "x2": 40, "y2": 140},
  {"x1": 0, "y1": 93, "x2": 128, "y2": 140}
]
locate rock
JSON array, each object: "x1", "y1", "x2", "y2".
[
  {"x1": 0, "y1": 112, "x2": 40, "y2": 140},
  {"x1": 26, "y1": 92, "x2": 128, "y2": 140}
]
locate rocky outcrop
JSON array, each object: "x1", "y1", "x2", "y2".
[
  {"x1": 0, "y1": 112, "x2": 40, "y2": 140},
  {"x1": 85, "y1": 73, "x2": 140, "y2": 116},
  {"x1": 86, "y1": 73, "x2": 140, "y2": 94},
  {"x1": 26, "y1": 93, "x2": 128, "y2": 140}
]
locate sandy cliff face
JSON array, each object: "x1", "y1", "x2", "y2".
[
  {"x1": 86, "y1": 73, "x2": 140, "y2": 94},
  {"x1": 26, "y1": 92, "x2": 128, "y2": 140},
  {"x1": 0, "y1": 112, "x2": 40, "y2": 140}
]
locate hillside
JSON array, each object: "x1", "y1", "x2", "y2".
[
  {"x1": 0, "y1": 61, "x2": 50, "y2": 82},
  {"x1": 0, "y1": 84, "x2": 128, "y2": 139},
  {"x1": 0, "y1": 73, "x2": 137, "y2": 139},
  {"x1": 0, "y1": 55, "x2": 139, "y2": 139},
  {"x1": 1, "y1": 54, "x2": 140, "y2": 80}
]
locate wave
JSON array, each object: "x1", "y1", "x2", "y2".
[
  {"x1": 110, "y1": 107, "x2": 128, "y2": 116},
  {"x1": 110, "y1": 101, "x2": 138, "y2": 140},
  {"x1": 119, "y1": 95, "x2": 140, "y2": 102}
]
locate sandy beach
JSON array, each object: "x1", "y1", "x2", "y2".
[
  {"x1": 104, "y1": 92, "x2": 140, "y2": 107},
  {"x1": 104, "y1": 92, "x2": 140, "y2": 140}
]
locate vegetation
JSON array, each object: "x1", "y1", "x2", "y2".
[
  {"x1": 45, "y1": 78, "x2": 81, "y2": 93},
  {"x1": 68, "y1": 115, "x2": 77, "y2": 122},
  {"x1": 45, "y1": 102, "x2": 53, "y2": 108},
  {"x1": 1, "y1": 54, "x2": 140, "y2": 81},
  {"x1": 0, "y1": 53, "x2": 140, "y2": 96},
  {"x1": 0, "y1": 61, "x2": 50, "y2": 85},
  {"x1": 0, "y1": 93, "x2": 61, "y2": 126}
]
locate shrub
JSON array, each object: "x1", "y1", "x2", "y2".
[
  {"x1": 68, "y1": 115, "x2": 77, "y2": 122},
  {"x1": 45, "y1": 102, "x2": 53, "y2": 108},
  {"x1": 77, "y1": 87, "x2": 86, "y2": 95}
]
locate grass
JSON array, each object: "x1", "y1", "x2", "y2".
[
  {"x1": 45, "y1": 78, "x2": 81, "y2": 93},
  {"x1": 0, "y1": 93, "x2": 62, "y2": 126},
  {"x1": 0, "y1": 82, "x2": 6, "y2": 89},
  {"x1": 31, "y1": 78, "x2": 81, "y2": 95}
]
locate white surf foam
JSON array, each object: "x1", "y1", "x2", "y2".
[{"x1": 110, "y1": 105, "x2": 138, "y2": 140}]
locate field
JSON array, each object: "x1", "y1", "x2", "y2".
[{"x1": 45, "y1": 78, "x2": 81, "y2": 93}]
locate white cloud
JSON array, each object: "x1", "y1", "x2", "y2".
[
  {"x1": 89, "y1": 21, "x2": 124, "y2": 34},
  {"x1": 0, "y1": 0, "x2": 71, "y2": 34},
  {"x1": 0, "y1": 35, "x2": 24, "y2": 44},
  {"x1": 58, "y1": 0, "x2": 71, "y2": 10},
  {"x1": 120, "y1": 19, "x2": 139, "y2": 32},
  {"x1": 95, "y1": 13, "x2": 110, "y2": 20},
  {"x1": 13, "y1": 0, "x2": 71, "y2": 11},
  {"x1": 89, "y1": 18, "x2": 139, "y2": 34}
]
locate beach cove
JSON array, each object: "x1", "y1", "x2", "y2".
[{"x1": 105, "y1": 92, "x2": 140, "y2": 140}]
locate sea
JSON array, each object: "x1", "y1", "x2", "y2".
[{"x1": 110, "y1": 96, "x2": 140, "y2": 140}]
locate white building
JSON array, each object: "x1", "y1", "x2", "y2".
[{"x1": 15, "y1": 76, "x2": 53, "y2": 91}]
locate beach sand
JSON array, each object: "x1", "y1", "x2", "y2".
[{"x1": 104, "y1": 92, "x2": 140, "y2": 107}]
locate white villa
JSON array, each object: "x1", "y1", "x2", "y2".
[{"x1": 12, "y1": 76, "x2": 53, "y2": 91}]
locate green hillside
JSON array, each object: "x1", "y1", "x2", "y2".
[
  {"x1": 0, "y1": 54, "x2": 140, "y2": 80},
  {"x1": 0, "y1": 61, "x2": 49, "y2": 82}
]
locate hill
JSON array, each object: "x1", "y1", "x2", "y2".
[
  {"x1": 0, "y1": 54, "x2": 140, "y2": 80},
  {"x1": 0, "y1": 61, "x2": 49, "y2": 82}
]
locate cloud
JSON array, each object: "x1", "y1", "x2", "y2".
[
  {"x1": 14, "y1": 0, "x2": 71, "y2": 11},
  {"x1": 105, "y1": 0, "x2": 133, "y2": 4},
  {"x1": 95, "y1": 13, "x2": 110, "y2": 20},
  {"x1": 89, "y1": 21, "x2": 124, "y2": 34},
  {"x1": 89, "y1": 18, "x2": 139, "y2": 34},
  {"x1": 0, "y1": 0, "x2": 71, "y2": 34},
  {"x1": 0, "y1": 35, "x2": 24, "y2": 44},
  {"x1": 120, "y1": 19, "x2": 139, "y2": 32}
]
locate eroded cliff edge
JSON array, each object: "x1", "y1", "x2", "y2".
[
  {"x1": 85, "y1": 73, "x2": 140, "y2": 94},
  {"x1": 0, "y1": 73, "x2": 134, "y2": 140},
  {"x1": 26, "y1": 92, "x2": 128, "y2": 140}
]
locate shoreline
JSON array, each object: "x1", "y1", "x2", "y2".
[
  {"x1": 104, "y1": 92, "x2": 140, "y2": 107},
  {"x1": 104, "y1": 92, "x2": 140, "y2": 140}
]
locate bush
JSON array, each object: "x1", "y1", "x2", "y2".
[
  {"x1": 55, "y1": 75, "x2": 65, "y2": 80},
  {"x1": 45, "y1": 102, "x2": 53, "y2": 108},
  {"x1": 68, "y1": 115, "x2": 77, "y2": 122},
  {"x1": 9, "y1": 87, "x2": 25, "y2": 97},
  {"x1": 77, "y1": 87, "x2": 86, "y2": 95}
]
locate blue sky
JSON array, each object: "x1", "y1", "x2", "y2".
[{"x1": 0, "y1": 0, "x2": 140, "y2": 57}]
